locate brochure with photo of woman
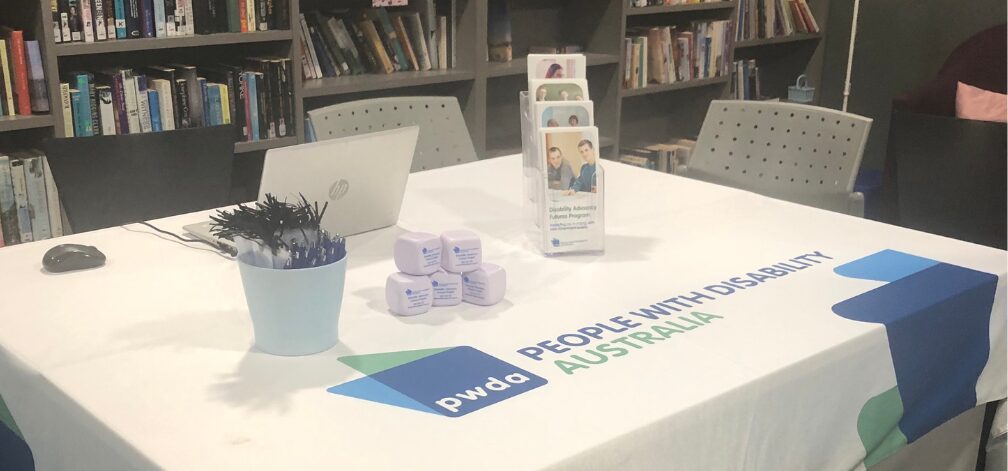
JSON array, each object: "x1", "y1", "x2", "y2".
[{"x1": 527, "y1": 54, "x2": 587, "y2": 80}]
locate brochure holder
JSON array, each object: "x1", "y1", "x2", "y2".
[{"x1": 520, "y1": 55, "x2": 605, "y2": 256}]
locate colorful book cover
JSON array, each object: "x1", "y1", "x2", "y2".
[
  {"x1": 1, "y1": 29, "x2": 32, "y2": 115},
  {"x1": 0, "y1": 155, "x2": 20, "y2": 244},
  {"x1": 97, "y1": 85, "x2": 116, "y2": 134},
  {"x1": 25, "y1": 41, "x2": 50, "y2": 113},
  {"x1": 8, "y1": 159, "x2": 33, "y2": 242},
  {"x1": 114, "y1": 0, "x2": 126, "y2": 38},
  {"x1": 73, "y1": 73, "x2": 94, "y2": 136},
  {"x1": 244, "y1": 71, "x2": 259, "y2": 141},
  {"x1": 205, "y1": 84, "x2": 221, "y2": 126}
]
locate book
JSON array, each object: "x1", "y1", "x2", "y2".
[
  {"x1": 97, "y1": 85, "x2": 116, "y2": 134},
  {"x1": 135, "y1": 75, "x2": 152, "y2": 132},
  {"x1": 366, "y1": 8, "x2": 409, "y2": 71},
  {"x1": 402, "y1": 13, "x2": 431, "y2": 71},
  {"x1": 140, "y1": 0, "x2": 155, "y2": 37},
  {"x1": 18, "y1": 152, "x2": 51, "y2": 241},
  {"x1": 8, "y1": 159, "x2": 33, "y2": 242},
  {"x1": 0, "y1": 40, "x2": 11, "y2": 115},
  {"x1": 1, "y1": 30, "x2": 32, "y2": 115},
  {"x1": 122, "y1": 74, "x2": 140, "y2": 133},
  {"x1": 85, "y1": 72, "x2": 100, "y2": 135},
  {"x1": 169, "y1": 63, "x2": 203, "y2": 127},
  {"x1": 25, "y1": 42, "x2": 50, "y2": 113},
  {"x1": 125, "y1": 0, "x2": 142, "y2": 37},
  {"x1": 256, "y1": 0, "x2": 267, "y2": 31},
  {"x1": 51, "y1": 0, "x2": 62, "y2": 43},
  {"x1": 206, "y1": 83, "x2": 221, "y2": 125},
  {"x1": 59, "y1": 83, "x2": 73, "y2": 135},
  {"x1": 106, "y1": 0, "x2": 117, "y2": 38},
  {"x1": 150, "y1": 78, "x2": 175, "y2": 130},
  {"x1": 244, "y1": 0, "x2": 255, "y2": 32},
  {"x1": 392, "y1": 15, "x2": 418, "y2": 71},
  {"x1": 218, "y1": 83, "x2": 230, "y2": 124},
  {"x1": 326, "y1": 16, "x2": 362, "y2": 74},
  {"x1": 254, "y1": 72, "x2": 265, "y2": 139},
  {"x1": 41, "y1": 155, "x2": 63, "y2": 237},
  {"x1": 0, "y1": 155, "x2": 20, "y2": 244},
  {"x1": 486, "y1": 0, "x2": 511, "y2": 62},
  {"x1": 58, "y1": 0, "x2": 73, "y2": 42},
  {"x1": 68, "y1": 0, "x2": 83, "y2": 41},
  {"x1": 358, "y1": 20, "x2": 393, "y2": 74},
  {"x1": 81, "y1": 0, "x2": 95, "y2": 42},
  {"x1": 148, "y1": 88, "x2": 161, "y2": 130},
  {"x1": 198, "y1": 76, "x2": 208, "y2": 126},
  {"x1": 298, "y1": 14, "x2": 322, "y2": 78},
  {"x1": 94, "y1": 0, "x2": 108, "y2": 40},
  {"x1": 437, "y1": 15, "x2": 447, "y2": 70},
  {"x1": 114, "y1": 0, "x2": 126, "y2": 37},
  {"x1": 239, "y1": 71, "x2": 250, "y2": 138},
  {"x1": 344, "y1": 15, "x2": 378, "y2": 73},
  {"x1": 164, "y1": 0, "x2": 177, "y2": 35},
  {"x1": 311, "y1": 12, "x2": 348, "y2": 75},
  {"x1": 154, "y1": 0, "x2": 166, "y2": 36},
  {"x1": 69, "y1": 72, "x2": 94, "y2": 135},
  {"x1": 174, "y1": 78, "x2": 190, "y2": 127},
  {"x1": 244, "y1": 71, "x2": 259, "y2": 140},
  {"x1": 69, "y1": 87, "x2": 84, "y2": 136}
]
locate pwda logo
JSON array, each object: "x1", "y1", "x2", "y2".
[
  {"x1": 327, "y1": 347, "x2": 547, "y2": 417},
  {"x1": 551, "y1": 238, "x2": 560, "y2": 247}
]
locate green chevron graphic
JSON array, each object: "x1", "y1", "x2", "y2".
[
  {"x1": 0, "y1": 393, "x2": 22, "y2": 439},
  {"x1": 858, "y1": 387, "x2": 908, "y2": 468},
  {"x1": 338, "y1": 347, "x2": 452, "y2": 376}
]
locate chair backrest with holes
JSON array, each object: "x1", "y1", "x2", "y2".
[
  {"x1": 306, "y1": 96, "x2": 478, "y2": 172},
  {"x1": 684, "y1": 100, "x2": 872, "y2": 211}
]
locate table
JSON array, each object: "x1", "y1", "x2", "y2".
[{"x1": 0, "y1": 155, "x2": 1004, "y2": 470}]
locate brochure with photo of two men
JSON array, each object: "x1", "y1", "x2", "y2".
[{"x1": 522, "y1": 54, "x2": 604, "y2": 255}]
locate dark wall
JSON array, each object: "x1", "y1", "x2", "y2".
[{"x1": 818, "y1": 0, "x2": 1007, "y2": 170}]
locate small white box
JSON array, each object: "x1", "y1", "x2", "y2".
[
  {"x1": 440, "y1": 230, "x2": 482, "y2": 273},
  {"x1": 462, "y1": 263, "x2": 506, "y2": 306},
  {"x1": 385, "y1": 273, "x2": 434, "y2": 316},
  {"x1": 394, "y1": 232, "x2": 442, "y2": 275},
  {"x1": 429, "y1": 269, "x2": 462, "y2": 306}
]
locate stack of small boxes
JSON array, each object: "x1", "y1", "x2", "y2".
[{"x1": 385, "y1": 230, "x2": 507, "y2": 316}]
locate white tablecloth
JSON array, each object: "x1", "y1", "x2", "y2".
[{"x1": 0, "y1": 155, "x2": 1003, "y2": 470}]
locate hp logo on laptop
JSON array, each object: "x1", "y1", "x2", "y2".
[{"x1": 329, "y1": 179, "x2": 350, "y2": 200}]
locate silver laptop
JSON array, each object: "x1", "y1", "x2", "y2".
[{"x1": 185, "y1": 126, "x2": 420, "y2": 249}]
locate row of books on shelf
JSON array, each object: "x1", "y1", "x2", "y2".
[
  {"x1": 618, "y1": 139, "x2": 696, "y2": 174},
  {"x1": 624, "y1": 20, "x2": 732, "y2": 89},
  {"x1": 59, "y1": 57, "x2": 293, "y2": 141},
  {"x1": 1, "y1": 29, "x2": 50, "y2": 116},
  {"x1": 51, "y1": 0, "x2": 290, "y2": 43},
  {"x1": 300, "y1": 4, "x2": 452, "y2": 80},
  {"x1": 628, "y1": 1, "x2": 722, "y2": 7},
  {"x1": 0, "y1": 150, "x2": 63, "y2": 247},
  {"x1": 736, "y1": 0, "x2": 819, "y2": 41},
  {"x1": 731, "y1": 59, "x2": 763, "y2": 100}
]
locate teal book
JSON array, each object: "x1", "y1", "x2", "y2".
[
  {"x1": 73, "y1": 73, "x2": 94, "y2": 136},
  {"x1": 244, "y1": 71, "x2": 259, "y2": 141},
  {"x1": 206, "y1": 84, "x2": 222, "y2": 126},
  {"x1": 69, "y1": 87, "x2": 88, "y2": 137},
  {"x1": 148, "y1": 89, "x2": 162, "y2": 131}
]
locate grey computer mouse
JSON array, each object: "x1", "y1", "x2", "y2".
[{"x1": 42, "y1": 244, "x2": 106, "y2": 273}]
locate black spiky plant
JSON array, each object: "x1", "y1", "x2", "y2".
[{"x1": 210, "y1": 194, "x2": 329, "y2": 253}]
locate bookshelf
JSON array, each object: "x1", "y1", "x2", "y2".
[{"x1": 1, "y1": 0, "x2": 831, "y2": 189}]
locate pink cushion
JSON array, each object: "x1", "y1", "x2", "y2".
[{"x1": 956, "y1": 81, "x2": 1008, "y2": 123}]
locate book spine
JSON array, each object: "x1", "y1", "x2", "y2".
[
  {"x1": 96, "y1": 85, "x2": 115, "y2": 134},
  {"x1": 206, "y1": 84, "x2": 221, "y2": 125},
  {"x1": 59, "y1": 83, "x2": 73, "y2": 135},
  {"x1": 198, "y1": 77, "x2": 208, "y2": 125},
  {"x1": 237, "y1": 0, "x2": 247, "y2": 31},
  {"x1": 81, "y1": 0, "x2": 96, "y2": 42},
  {"x1": 72, "y1": 74, "x2": 91, "y2": 135},
  {"x1": 244, "y1": 0, "x2": 255, "y2": 32},
  {"x1": 125, "y1": 0, "x2": 141, "y2": 37},
  {"x1": 0, "y1": 156, "x2": 19, "y2": 244},
  {"x1": 0, "y1": 41, "x2": 12, "y2": 115},
  {"x1": 237, "y1": 72, "x2": 248, "y2": 138},
  {"x1": 152, "y1": 79, "x2": 174, "y2": 130},
  {"x1": 272, "y1": 0, "x2": 286, "y2": 29},
  {"x1": 225, "y1": 0, "x2": 239, "y2": 32},
  {"x1": 254, "y1": 72, "x2": 265, "y2": 139},
  {"x1": 94, "y1": 0, "x2": 108, "y2": 40},
  {"x1": 114, "y1": 0, "x2": 126, "y2": 38},
  {"x1": 8, "y1": 32, "x2": 32, "y2": 115},
  {"x1": 136, "y1": 75, "x2": 151, "y2": 132},
  {"x1": 266, "y1": 61, "x2": 279, "y2": 137},
  {"x1": 147, "y1": 89, "x2": 161, "y2": 131},
  {"x1": 109, "y1": 72, "x2": 126, "y2": 133},
  {"x1": 69, "y1": 88, "x2": 84, "y2": 136},
  {"x1": 264, "y1": 0, "x2": 273, "y2": 30},
  {"x1": 59, "y1": 0, "x2": 72, "y2": 42},
  {"x1": 185, "y1": 0, "x2": 195, "y2": 34},
  {"x1": 218, "y1": 83, "x2": 230, "y2": 124},
  {"x1": 154, "y1": 0, "x2": 167, "y2": 36},
  {"x1": 256, "y1": 0, "x2": 267, "y2": 31},
  {"x1": 122, "y1": 75, "x2": 140, "y2": 132},
  {"x1": 245, "y1": 71, "x2": 258, "y2": 141},
  {"x1": 25, "y1": 42, "x2": 50, "y2": 113},
  {"x1": 164, "y1": 0, "x2": 177, "y2": 35},
  {"x1": 23, "y1": 157, "x2": 51, "y2": 240},
  {"x1": 140, "y1": 0, "x2": 155, "y2": 37},
  {"x1": 87, "y1": 75, "x2": 100, "y2": 135},
  {"x1": 174, "y1": 79, "x2": 190, "y2": 127},
  {"x1": 51, "y1": 0, "x2": 63, "y2": 43},
  {"x1": 106, "y1": 0, "x2": 117, "y2": 38},
  {"x1": 41, "y1": 156, "x2": 63, "y2": 237},
  {"x1": 67, "y1": 0, "x2": 82, "y2": 41},
  {"x1": 8, "y1": 159, "x2": 33, "y2": 242},
  {"x1": 437, "y1": 16, "x2": 447, "y2": 70},
  {"x1": 277, "y1": 59, "x2": 290, "y2": 136}
]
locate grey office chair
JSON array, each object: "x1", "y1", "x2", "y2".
[
  {"x1": 306, "y1": 96, "x2": 478, "y2": 172},
  {"x1": 679, "y1": 100, "x2": 872, "y2": 216}
]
